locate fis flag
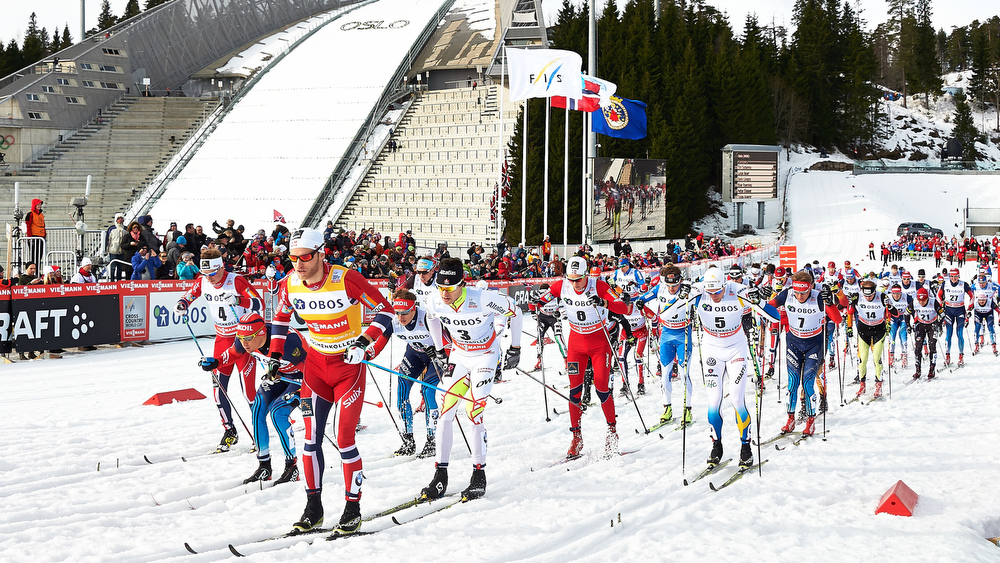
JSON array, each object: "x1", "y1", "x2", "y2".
[
  {"x1": 592, "y1": 96, "x2": 647, "y2": 140},
  {"x1": 507, "y1": 48, "x2": 583, "y2": 101}
]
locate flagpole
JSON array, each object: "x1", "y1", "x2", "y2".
[
  {"x1": 563, "y1": 106, "x2": 569, "y2": 260},
  {"x1": 497, "y1": 46, "x2": 506, "y2": 246},
  {"x1": 521, "y1": 99, "x2": 527, "y2": 247},
  {"x1": 582, "y1": 107, "x2": 588, "y2": 251},
  {"x1": 543, "y1": 97, "x2": 550, "y2": 245}
]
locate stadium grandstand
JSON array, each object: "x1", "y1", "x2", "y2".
[{"x1": 1, "y1": 0, "x2": 547, "y2": 277}]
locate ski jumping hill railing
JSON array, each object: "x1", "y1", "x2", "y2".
[
  {"x1": 145, "y1": 0, "x2": 457, "y2": 232},
  {"x1": 301, "y1": 0, "x2": 457, "y2": 228},
  {"x1": 126, "y1": 1, "x2": 378, "y2": 222}
]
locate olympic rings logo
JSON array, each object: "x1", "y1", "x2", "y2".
[{"x1": 0, "y1": 135, "x2": 13, "y2": 150}]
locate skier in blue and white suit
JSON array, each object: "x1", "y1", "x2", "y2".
[
  {"x1": 637, "y1": 264, "x2": 692, "y2": 426},
  {"x1": 937, "y1": 267, "x2": 974, "y2": 367},
  {"x1": 366, "y1": 288, "x2": 443, "y2": 459},
  {"x1": 661, "y1": 266, "x2": 780, "y2": 470},
  {"x1": 970, "y1": 271, "x2": 1000, "y2": 355},
  {"x1": 610, "y1": 257, "x2": 646, "y2": 298}
]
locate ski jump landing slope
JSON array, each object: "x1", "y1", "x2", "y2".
[{"x1": 149, "y1": 0, "x2": 448, "y2": 231}]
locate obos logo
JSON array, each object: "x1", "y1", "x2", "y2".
[{"x1": 293, "y1": 298, "x2": 306, "y2": 310}]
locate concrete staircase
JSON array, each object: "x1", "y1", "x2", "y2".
[
  {"x1": 334, "y1": 85, "x2": 518, "y2": 250},
  {"x1": 1, "y1": 96, "x2": 218, "y2": 248}
]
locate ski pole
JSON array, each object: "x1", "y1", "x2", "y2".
[
  {"x1": 365, "y1": 365, "x2": 403, "y2": 439},
  {"x1": 681, "y1": 304, "x2": 695, "y2": 476},
  {"x1": 746, "y1": 328, "x2": 764, "y2": 477},
  {"x1": 513, "y1": 367, "x2": 575, "y2": 403},
  {"x1": 596, "y1": 306, "x2": 650, "y2": 433},
  {"x1": 539, "y1": 323, "x2": 550, "y2": 422},
  {"x1": 455, "y1": 418, "x2": 472, "y2": 455},
  {"x1": 363, "y1": 360, "x2": 475, "y2": 403},
  {"x1": 184, "y1": 319, "x2": 255, "y2": 446}
]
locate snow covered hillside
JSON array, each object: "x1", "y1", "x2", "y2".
[{"x1": 4, "y1": 171, "x2": 1000, "y2": 560}]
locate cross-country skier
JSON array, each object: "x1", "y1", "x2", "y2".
[
  {"x1": 849, "y1": 280, "x2": 890, "y2": 399},
  {"x1": 610, "y1": 256, "x2": 646, "y2": 298},
  {"x1": 201, "y1": 312, "x2": 306, "y2": 485},
  {"x1": 419, "y1": 258, "x2": 522, "y2": 502},
  {"x1": 938, "y1": 267, "x2": 973, "y2": 367},
  {"x1": 662, "y1": 266, "x2": 780, "y2": 470},
  {"x1": 529, "y1": 282, "x2": 565, "y2": 370},
  {"x1": 637, "y1": 264, "x2": 693, "y2": 425},
  {"x1": 175, "y1": 248, "x2": 263, "y2": 451},
  {"x1": 535, "y1": 256, "x2": 629, "y2": 459},
  {"x1": 768, "y1": 270, "x2": 843, "y2": 434},
  {"x1": 269, "y1": 227, "x2": 392, "y2": 535},
  {"x1": 401, "y1": 256, "x2": 438, "y2": 305},
  {"x1": 970, "y1": 271, "x2": 1000, "y2": 355},
  {"x1": 885, "y1": 283, "x2": 910, "y2": 368},
  {"x1": 366, "y1": 289, "x2": 442, "y2": 458},
  {"x1": 909, "y1": 286, "x2": 943, "y2": 380}
]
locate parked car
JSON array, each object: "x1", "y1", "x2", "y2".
[{"x1": 896, "y1": 222, "x2": 944, "y2": 238}]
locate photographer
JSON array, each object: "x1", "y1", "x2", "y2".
[
  {"x1": 131, "y1": 244, "x2": 161, "y2": 280},
  {"x1": 177, "y1": 252, "x2": 199, "y2": 279}
]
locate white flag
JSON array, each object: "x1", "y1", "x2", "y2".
[{"x1": 507, "y1": 48, "x2": 584, "y2": 101}]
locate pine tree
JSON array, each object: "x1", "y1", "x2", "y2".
[
  {"x1": 951, "y1": 92, "x2": 983, "y2": 162},
  {"x1": 62, "y1": 25, "x2": 73, "y2": 49},
  {"x1": 123, "y1": 0, "x2": 142, "y2": 21},
  {"x1": 98, "y1": 0, "x2": 118, "y2": 30},
  {"x1": 969, "y1": 24, "x2": 990, "y2": 107},
  {"x1": 145, "y1": 0, "x2": 171, "y2": 9},
  {"x1": 909, "y1": 0, "x2": 942, "y2": 106},
  {"x1": 885, "y1": 0, "x2": 916, "y2": 107},
  {"x1": 4, "y1": 38, "x2": 25, "y2": 74},
  {"x1": 21, "y1": 13, "x2": 46, "y2": 66}
]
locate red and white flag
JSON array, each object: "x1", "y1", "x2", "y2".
[
  {"x1": 550, "y1": 95, "x2": 600, "y2": 112},
  {"x1": 273, "y1": 209, "x2": 286, "y2": 224}
]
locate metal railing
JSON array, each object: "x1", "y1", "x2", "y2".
[
  {"x1": 302, "y1": 0, "x2": 459, "y2": 228},
  {"x1": 126, "y1": 0, "x2": 378, "y2": 221},
  {"x1": 7, "y1": 228, "x2": 105, "y2": 275}
]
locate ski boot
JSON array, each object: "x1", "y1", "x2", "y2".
[
  {"x1": 567, "y1": 427, "x2": 583, "y2": 459},
  {"x1": 765, "y1": 365, "x2": 774, "y2": 379},
  {"x1": 901, "y1": 354, "x2": 908, "y2": 369},
  {"x1": 291, "y1": 492, "x2": 323, "y2": 533},
  {"x1": 534, "y1": 356, "x2": 542, "y2": 371},
  {"x1": 656, "y1": 363, "x2": 662, "y2": 379},
  {"x1": 414, "y1": 398, "x2": 426, "y2": 413},
  {"x1": 334, "y1": 500, "x2": 362, "y2": 534},
  {"x1": 671, "y1": 359, "x2": 679, "y2": 379},
  {"x1": 493, "y1": 366, "x2": 503, "y2": 384},
  {"x1": 420, "y1": 464, "x2": 448, "y2": 500},
  {"x1": 994, "y1": 343, "x2": 997, "y2": 356},
  {"x1": 660, "y1": 404, "x2": 673, "y2": 424},
  {"x1": 828, "y1": 355, "x2": 836, "y2": 369},
  {"x1": 852, "y1": 374, "x2": 861, "y2": 384},
  {"x1": 217, "y1": 425, "x2": 238, "y2": 453},
  {"x1": 873, "y1": 381, "x2": 883, "y2": 399},
  {"x1": 243, "y1": 458, "x2": 272, "y2": 484},
  {"x1": 802, "y1": 416, "x2": 816, "y2": 436},
  {"x1": 618, "y1": 383, "x2": 630, "y2": 398},
  {"x1": 855, "y1": 380, "x2": 866, "y2": 398},
  {"x1": 604, "y1": 424, "x2": 619, "y2": 458},
  {"x1": 927, "y1": 365, "x2": 936, "y2": 380},
  {"x1": 958, "y1": 353, "x2": 964, "y2": 367},
  {"x1": 682, "y1": 406, "x2": 693, "y2": 424},
  {"x1": 394, "y1": 433, "x2": 416, "y2": 456},
  {"x1": 274, "y1": 458, "x2": 299, "y2": 484},
  {"x1": 461, "y1": 465, "x2": 487, "y2": 501},
  {"x1": 819, "y1": 392, "x2": 829, "y2": 413},
  {"x1": 911, "y1": 368, "x2": 921, "y2": 380},
  {"x1": 780, "y1": 413, "x2": 796, "y2": 434},
  {"x1": 707, "y1": 439, "x2": 723, "y2": 467},
  {"x1": 739, "y1": 442, "x2": 753, "y2": 470},
  {"x1": 637, "y1": 381, "x2": 646, "y2": 395},
  {"x1": 417, "y1": 435, "x2": 436, "y2": 459},
  {"x1": 944, "y1": 353, "x2": 951, "y2": 367}
]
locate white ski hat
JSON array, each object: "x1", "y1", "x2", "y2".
[
  {"x1": 703, "y1": 267, "x2": 725, "y2": 294},
  {"x1": 566, "y1": 256, "x2": 588, "y2": 280},
  {"x1": 290, "y1": 228, "x2": 324, "y2": 251}
]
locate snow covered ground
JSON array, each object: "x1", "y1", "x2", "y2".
[{"x1": 5, "y1": 171, "x2": 1000, "y2": 560}]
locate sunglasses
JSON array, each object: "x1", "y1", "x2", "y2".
[
  {"x1": 438, "y1": 284, "x2": 461, "y2": 292},
  {"x1": 289, "y1": 251, "x2": 318, "y2": 263},
  {"x1": 861, "y1": 288, "x2": 876, "y2": 295},
  {"x1": 237, "y1": 329, "x2": 263, "y2": 342},
  {"x1": 394, "y1": 308, "x2": 415, "y2": 316}
]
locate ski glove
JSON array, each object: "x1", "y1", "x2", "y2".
[
  {"x1": 503, "y1": 346, "x2": 521, "y2": 370},
  {"x1": 432, "y1": 348, "x2": 453, "y2": 377},
  {"x1": 758, "y1": 285, "x2": 772, "y2": 301},
  {"x1": 223, "y1": 294, "x2": 242, "y2": 308},
  {"x1": 199, "y1": 357, "x2": 219, "y2": 371},
  {"x1": 820, "y1": 285, "x2": 834, "y2": 305},
  {"x1": 635, "y1": 298, "x2": 646, "y2": 310},
  {"x1": 678, "y1": 282, "x2": 691, "y2": 300},
  {"x1": 264, "y1": 265, "x2": 276, "y2": 280},
  {"x1": 264, "y1": 353, "x2": 282, "y2": 380},
  {"x1": 746, "y1": 287, "x2": 761, "y2": 304},
  {"x1": 175, "y1": 300, "x2": 188, "y2": 316},
  {"x1": 620, "y1": 293, "x2": 632, "y2": 305},
  {"x1": 846, "y1": 327, "x2": 854, "y2": 338},
  {"x1": 344, "y1": 337, "x2": 369, "y2": 364},
  {"x1": 625, "y1": 335, "x2": 637, "y2": 348},
  {"x1": 589, "y1": 295, "x2": 606, "y2": 308}
]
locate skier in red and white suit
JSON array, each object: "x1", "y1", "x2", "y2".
[
  {"x1": 536, "y1": 256, "x2": 629, "y2": 459},
  {"x1": 175, "y1": 247, "x2": 263, "y2": 451}
]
